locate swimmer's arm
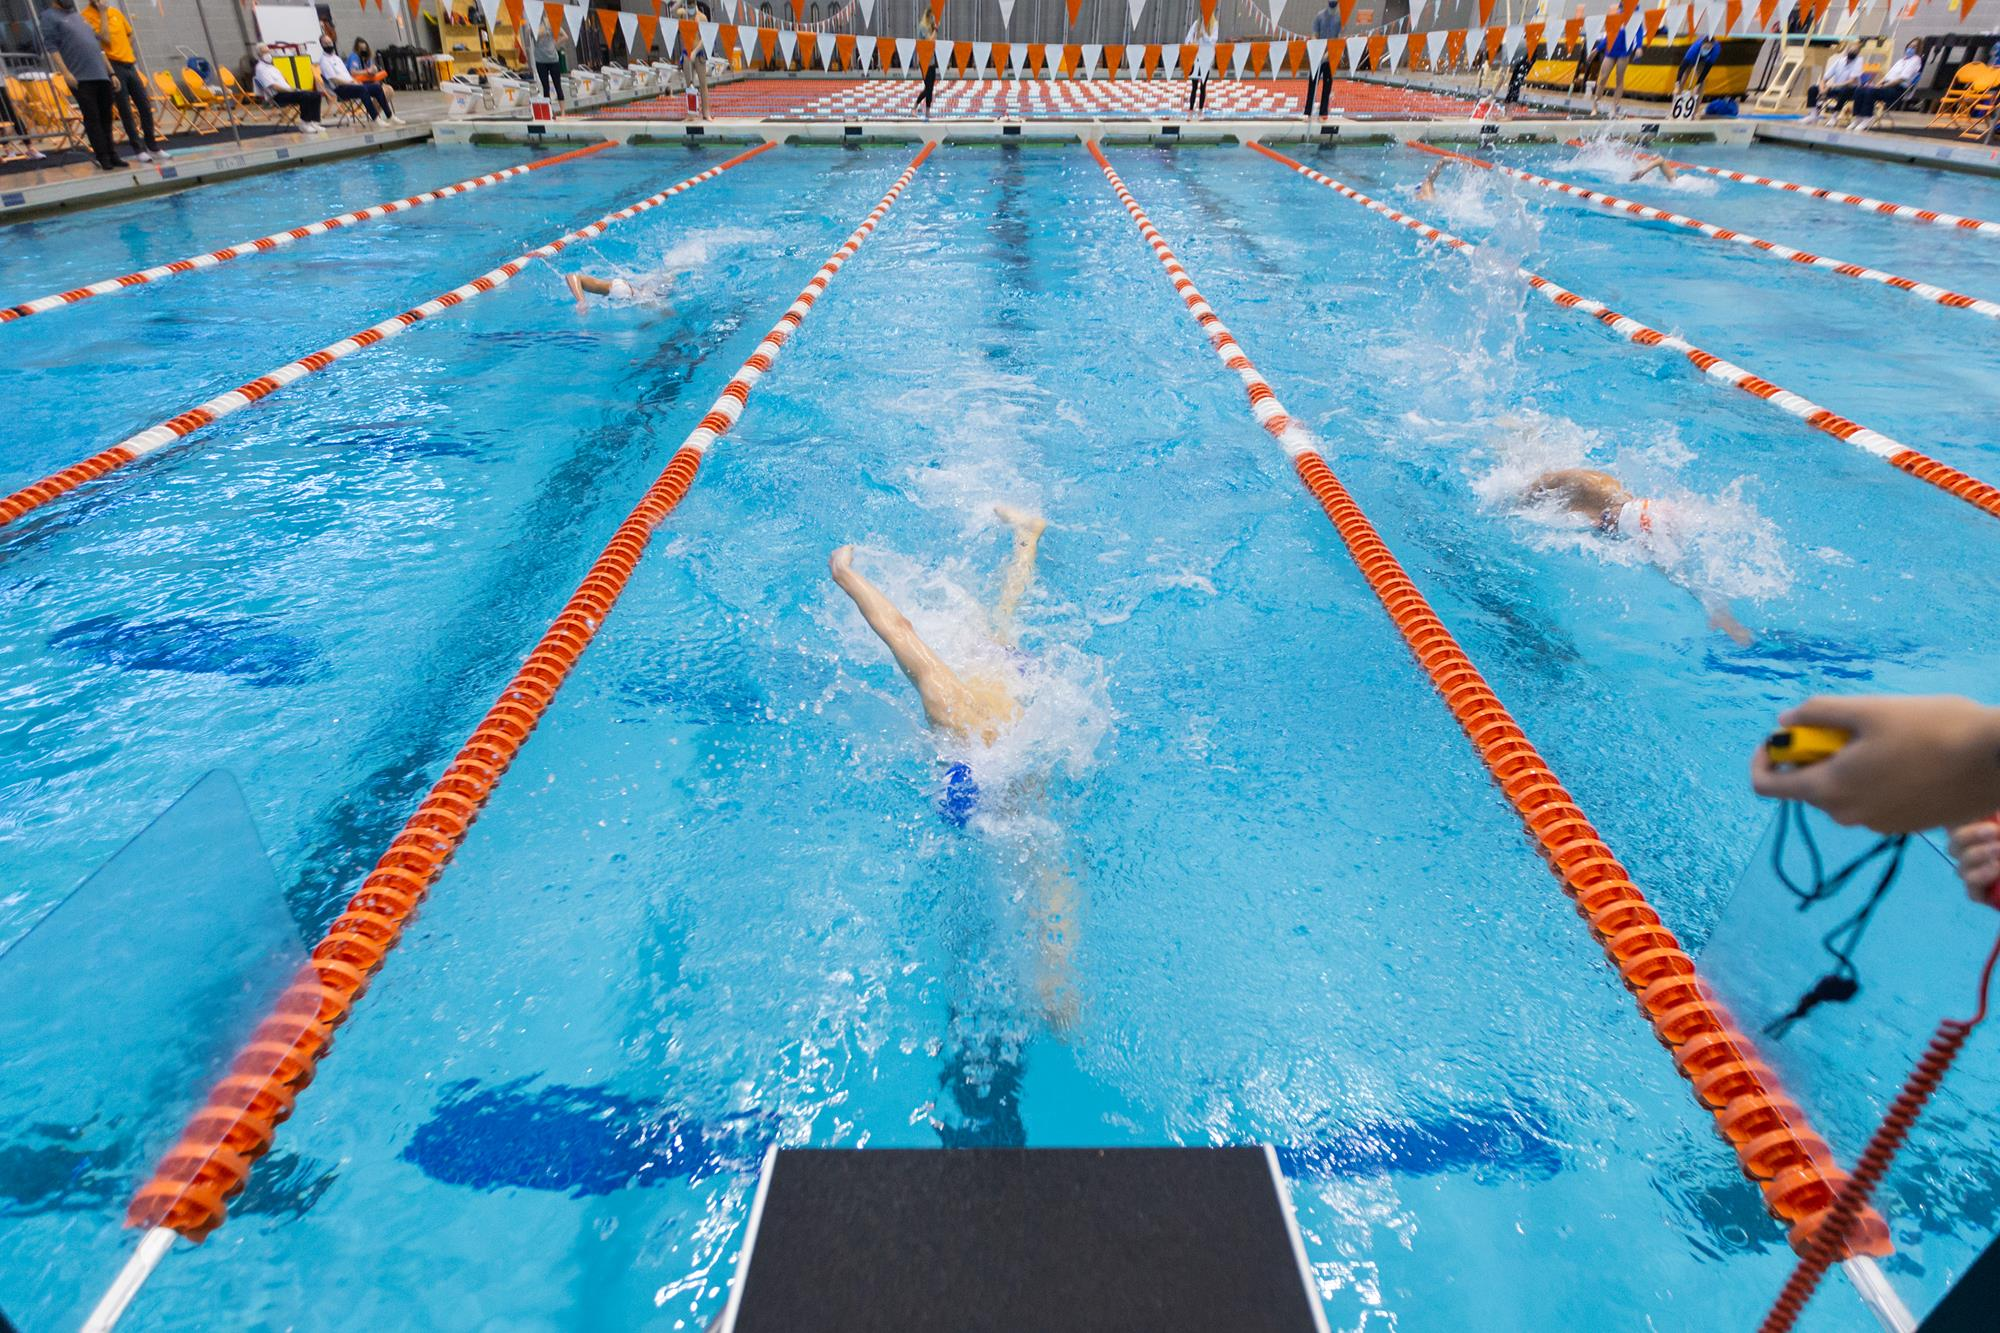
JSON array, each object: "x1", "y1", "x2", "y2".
[{"x1": 1701, "y1": 593, "x2": 1754, "y2": 646}]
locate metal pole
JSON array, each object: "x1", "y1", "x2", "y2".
[{"x1": 190, "y1": 0, "x2": 243, "y2": 147}]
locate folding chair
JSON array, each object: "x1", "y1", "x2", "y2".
[{"x1": 1929, "y1": 61, "x2": 1987, "y2": 128}]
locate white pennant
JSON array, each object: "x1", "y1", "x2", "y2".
[
  {"x1": 1408, "y1": 0, "x2": 1426, "y2": 29},
  {"x1": 1425, "y1": 29, "x2": 1447, "y2": 65},
  {"x1": 973, "y1": 39, "x2": 992, "y2": 71},
  {"x1": 1009, "y1": 41, "x2": 1028, "y2": 72},
  {"x1": 1385, "y1": 32, "x2": 1408, "y2": 69},
  {"x1": 778, "y1": 27, "x2": 797, "y2": 61},
  {"x1": 521, "y1": 1, "x2": 542, "y2": 34},
  {"x1": 1127, "y1": 0, "x2": 1148, "y2": 26},
  {"x1": 1232, "y1": 40, "x2": 1252, "y2": 75},
  {"x1": 896, "y1": 36, "x2": 915, "y2": 66},
  {"x1": 1080, "y1": 42, "x2": 1101, "y2": 73},
  {"x1": 697, "y1": 20, "x2": 717, "y2": 52},
  {"x1": 1126, "y1": 42, "x2": 1145, "y2": 74},
  {"x1": 857, "y1": 0, "x2": 876, "y2": 21},
  {"x1": 1305, "y1": 37, "x2": 1325, "y2": 67},
  {"x1": 997, "y1": 0, "x2": 1016, "y2": 28},
  {"x1": 562, "y1": 4, "x2": 585, "y2": 41},
  {"x1": 1344, "y1": 34, "x2": 1364, "y2": 69},
  {"x1": 1583, "y1": 14, "x2": 1605, "y2": 46},
  {"x1": 618, "y1": 10, "x2": 637, "y2": 45},
  {"x1": 1503, "y1": 23, "x2": 1523, "y2": 59}
]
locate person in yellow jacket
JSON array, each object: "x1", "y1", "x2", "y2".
[{"x1": 81, "y1": 0, "x2": 163, "y2": 161}]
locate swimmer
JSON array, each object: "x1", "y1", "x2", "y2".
[
  {"x1": 1629, "y1": 158, "x2": 1679, "y2": 184},
  {"x1": 564, "y1": 272, "x2": 639, "y2": 308},
  {"x1": 1524, "y1": 467, "x2": 1754, "y2": 645},
  {"x1": 830, "y1": 506, "x2": 1080, "y2": 1028},
  {"x1": 1415, "y1": 159, "x2": 1449, "y2": 201}
]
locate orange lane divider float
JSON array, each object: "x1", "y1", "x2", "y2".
[
  {"x1": 1577, "y1": 139, "x2": 2000, "y2": 238},
  {"x1": 0, "y1": 142, "x2": 613, "y2": 324},
  {"x1": 1412, "y1": 142, "x2": 2000, "y2": 321},
  {"x1": 0, "y1": 142, "x2": 773, "y2": 536},
  {"x1": 1087, "y1": 138, "x2": 1883, "y2": 1257},
  {"x1": 87, "y1": 144, "x2": 936, "y2": 1333},
  {"x1": 1249, "y1": 142, "x2": 2000, "y2": 525}
]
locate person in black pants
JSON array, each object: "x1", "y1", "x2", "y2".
[
  {"x1": 83, "y1": 0, "x2": 162, "y2": 160},
  {"x1": 915, "y1": 59, "x2": 938, "y2": 116},
  {"x1": 1187, "y1": 70, "x2": 1208, "y2": 113},
  {"x1": 38, "y1": 0, "x2": 122, "y2": 168}
]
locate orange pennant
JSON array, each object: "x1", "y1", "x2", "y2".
[
  {"x1": 1523, "y1": 20, "x2": 1544, "y2": 54},
  {"x1": 834, "y1": 33, "x2": 856, "y2": 68},
  {"x1": 1060, "y1": 42, "x2": 1079, "y2": 73},
  {"x1": 789, "y1": 0, "x2": 802, "y2": 20},
  {"x1": 636, "y1": 12, "x2": 658, "y2": 49},
  {"x1": 596, "y1": 8, "x2": 619, "y2": 48},
  {"x1": 1754, "y1": 0, "x2": 1776, "y2": 25},
  {"x1": 1067, "y1": 0, "x2": 1084, "y2": 22},
  {"x1": 1027, "y1": 41, "x2": 1046, "y2": 73},
  {"x1": 1366, "y1": 32, "x2": 1385, "y2": 68},
  {"x1": 1723, "y1": 0, "x2": 1742, "y2": 29},
  {"x1": 503, "y1": 0, "x2": 521, "y2": 28},
  {"x1": 1104, "y1": 42, "x2": 1123, "y2": 75},
  {"x1": 992, "y1": 40, "x2": 1010, "y2": 71},
  {"x1": 758, "y1": 24, "x2": 777, "y2": 61},
  {"x1": 1286, "y1": 38, "x2": 1306, "y2": 74},
  {"x1": 1143, "y1": 42, "x2": 1162, "y2": 75},
  {"x1": 796, "y1": 30, "x2": 817, "y2": 64},
  {"x1": 1477, "y1": 0, "x2": 1494, "y2": 23},
  {"x1": 915, "y1": 37, "x2": 934, "y2": 68},
  {"x1": 1485, "y1": 25, "x2": 1503, "y2": 60},
  {"x1": 1177, "y1": 42, "x2": 1196, "y2": 73},
  {"x1": 1199, "y1": 0, "x2": 1217, "y2": 25},
  {"x1": 679, "y1": 18, "x2": 698, "y2": 51},
  {"x1": 930, "y1": 0, "x2": 946, "y2": 22},
  {"x1": 543, "y1": 2, "x2": 561, "y2": 33},
  {"x1": 1213, "y1": 40, "x2": 1232, "y2": 70},
  {"x1": 876, "y1": 34, "x2": 895, "y2": 67},
  {"x1": 1562, "y1": 15, "x2": 1582, "y2": 44},
  {"x1": 1339, "y1": 0, "x2": 1358, "y2": 26},
  {"x1": 1641, "y1": 5, "x2": 1665, "y2": 41}
]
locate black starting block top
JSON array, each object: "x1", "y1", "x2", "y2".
[{"x1": 718, "y1": 1146, "x2": 1328, "y2": 1333}]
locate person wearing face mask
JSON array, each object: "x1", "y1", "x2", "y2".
[
  {"x1": 252, "y1": 43, "x2": 324, "y2": 134},
  {"x1": 1853, "y1": 40, "x2": 1921, "y2": 129},
  {"x1": 313, "y1": 36, "x2": 401, "y2": 123}
]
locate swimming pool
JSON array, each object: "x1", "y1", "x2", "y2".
[{"x1": 3, "y1": 133, "x2": 1999, "y2": 1331}]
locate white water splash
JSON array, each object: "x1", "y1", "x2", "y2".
[{"x1": 1556, "y1": 135, "x2": 1720, "y2": 195}]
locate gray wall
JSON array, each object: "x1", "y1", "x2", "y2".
[{"x1": 6, "y1": 0, "x2": 426, "y2": 75}]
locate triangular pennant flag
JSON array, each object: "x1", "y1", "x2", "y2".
[
  {"x1": 777, "y1": 26, "x2": 796, "y2": 61},
  {"x1": 1477, "y1": 0, "x2": 1494, "y2": 23},
  {"x1": 1724, "y1": 0, "x2": 1742, "y2": 29},
  {"x1": 1339, "y1": 0, "x2": 1358, "y2": 26},
  {"x1": 854, "y1": 33, "x2": 872, "y2": 67},
  {"x1": 1026, "y1": 42, "x2": 1046, "y2": 73},
  {"x1": 796, "y1": 31, "x2": 818, "y2": 65},
  {"x1": 678, "y1": 18, "x2": 698, "y2": 52},
  {"x1": 973, "y1": 39, "x2": 991, "y2": 71},
  {"x1": 1502, "y1": 23, "x2": 1523, "y2": 58},
  {"x1": 1523, "y1": 20, "x2": 1544, "y2": 54},
  {"x1": 1199, "y1": 0, "x2": 1216, "y2": 27},
  {"x1": 1127, "y1": 42, "x2": 1146, "y2": 74},
  {"x1": 1008, "y1": 40, "x2": 1027, "y2": 72},
  {"x1": 1231, "y1": 39, "x2": 1252, "y2": 74},
  {"x1": 1306, "y1": 36, "x2": 1326, "y2": 68},
  {"x1": 697, "y1": 19, "x2": 716, "y2": 51},
  {"x1": 990, "y1": 39, "x2": 1008, "y2": 71},
  {"x1": 636, "y1": 12, "x2": 658, "y2": 48},
  {"x1": 896, "y1": 36, "x2": 915, "y2": 66},
  {"x1": 1582, "y1": 13, "x2": 1604, "y2": 45},
  {"x1": 1175, "y1": 42, "x2": 1194, "y2": 74},
  {"x1": 1409, "y1": 0, "x2": 1426, "y2": 28},
  {"x1": 955, "y1": 39, "x2": 974, "y2": 73},
  {"x1": 998, "y1": 0, "x2": 1015, "y2": 27},
  {"x1": 1385, "y1": 32, "x2": 1407, "y2": 68},
  {"x1": 1425, "y1": 28, "x2": 1447, "y2": 64},
  {"x1": 930, "y1": 0, "x2": 946, "y2": 24},
  {"x1": 1080, "y1": 42, "x2": 1101, "y2": 73},
  {"x1": 1366, "y1": 33, "x2": 1385, "y2": 68},
  {"x1": 562, "y1": 3, "x2": 585, "y2": 40},
  {"x1": 1103, "y1": 42, "x2": 1124, "y2": 74},
  {"x1": 756, "y1": 24, "x2": 776, "y2": 61},
  {"x1": 856, "y1": 0, "x2": 874, "y2": 19},
  {"x1": 1485, "y1": 26, "x2": 1504, "y2": 60},
  {"x1": 595, "y1": 7, "x2": 618, "y2": 48},
  {"x1": 618, "y1": 10, "x2": 637, "y2": 45},
  {"x1": 789, "y1": 0, "x2": 802, "y2": 20},
  {"x1": 875, "y1": 35, "x2": 894, "y2": 67},
  {"x1": 1642, "y1": 5, "x2": 1666, "y2": 40},
  {"x1": 523, "y1": 1, "x2": 543, "y2": 33},
  {"x1": 834, "y1": 34, "x2": 856, "y2": 69},
  {"x1": 1344, "y1": 34, "x2": 1363, "y2": 68},
  {"x1": 1067, "y1": 0, "x2": 1084, "y2": 24},
  {"x1": 1142, "y1": 42, "x2": 1162, "y2": 75},
  {"x1": 1059, "y1": 42, "x2": 1079, "y2": 73}
]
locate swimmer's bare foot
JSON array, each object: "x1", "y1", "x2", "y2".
[
  {"x1": 564, "y1": 272, "x2": 587, "y2": 310},
  {"x1": 994, "y1": 504, "x2": 1045, "y2": 539}
]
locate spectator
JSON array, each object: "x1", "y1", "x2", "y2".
[
  {"x1": 1806, "y1": 43, "x2": 1862, "y2": 121},
  {"x1": 1303, "y1": 0, "x2": 1340, "y2": 120},
  {"x1": 80, "y1": 0, "x2": 162, "y2": 162},
  {"x1": 36, "y1": 0, "x2": 122, "y2": 169},
  {"x1": 314, "y1": 36, "x2": 400, "y2": 123},
  {"x1": 1677, "y1": 32, "x2": 1722, "y2": 94},
  {"x1": 914, "y1": 5, "x2": 937, "y2": 118},
  {"x1": 676, "y1": 1, "x2": 711, "y2": 118},
  {"x1": 252, "y1": 43, "x2": 324, "y2": 135},
  {"x1": 531, "y1": 16, "x2": 565, "y2": 105},
  {"x1": 1854, "y1": 40, "x2": 1920, "y2": 129},
  {"x1": 1750, "y1": 695, "x2": 2000, "y2": 901}
]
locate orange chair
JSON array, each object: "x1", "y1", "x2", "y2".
[
  {"x1": 1929, "y1": 61, "x2": 1991, "y2": 128},
  {"x1": 152, "y1": 68, "x2": 216, "y2": 133},
  {"x1": 5, "y1": 75, "x2": 81, "y2": 155}
]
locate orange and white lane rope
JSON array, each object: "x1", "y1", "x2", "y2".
[
  {"x1": 86, "y1": 143, "x2": 935, "y2": 1333},
  {"x1": 0, "y1": 141, "x2": 773, "y2": 536},
  {"x1": 1250, "y1": 142, "x2": 2000, "y2": 524},
  {"x1": 1573, "y1": 139, "x2": 2000, "y2": 237},
  {"x1": 1413, "y1": 143, "x2": 2000, "y2": 321},
  {"x1": 1088, "y1": 136, "x2": 1883, "y2": 1261},
  {"x1": 0, "y1": 142, "x2": 613, "y2": 325}
]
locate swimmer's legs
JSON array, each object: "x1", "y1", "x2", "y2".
[
  {"x1": 830, "y1": 546, "x2": 976, "y2": 732},
  {"x1": 1033, "y1": 859, "x2": 1080, "y2": 1033},
  {"x1": 990, "y1": 505, "x2": 1046, "y2": 647}
]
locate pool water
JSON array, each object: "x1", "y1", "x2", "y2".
[{"x1": 3, "y1": 135, "x2": 1999, "y2": 1332}]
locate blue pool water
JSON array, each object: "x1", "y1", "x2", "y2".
[{"x1": 3, "y1": 135, "x2": 1999, "y2": 1331}]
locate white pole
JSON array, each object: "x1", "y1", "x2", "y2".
[
  {"x1": 1842, "y1": 1256, "x2": 1918, "y2": 1333},
  {"x1": 79, "y1": 1228, "x2": 177, "y2": 1333}
]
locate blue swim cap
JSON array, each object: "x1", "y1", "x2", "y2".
[{"x1": 939, "y1": 762, "x2": 979, "y2": 827}]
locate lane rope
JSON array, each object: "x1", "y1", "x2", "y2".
[
  {"x1": 1088, "y1": 137, "x2": 1884, "y2": 1257},
  {"x1": 0, "y1": 141, "x2": 774, "y2": 536},
  {"x1": 1412, "y1": 142, "x2": 2000, "y2": 320},
  {"x1": 1250, "y1": 142, "x2": 2000, "y2": 524},
  {"x1": 1587, "y1": 139, "x2": 2000, "y2": 237},
  {"x1": 110, "y1": 145, "x2": 933, "y2": 1311},
  {"x1": 0, "y1": 142, "x2": 614, "y2": 324}
]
